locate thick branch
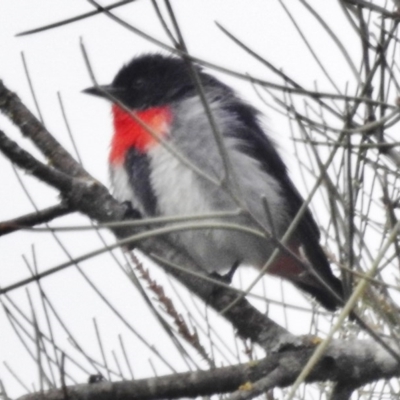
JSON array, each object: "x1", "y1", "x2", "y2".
[
  {"x1": 0, "y1": 130, "x2": 77, "y2": 192},
  {"x1": 17, "y1": 339, "x2": 400, "y2": 400},
  {"x1": 0, "y1": 203, "x2": 73, "y2": 236},
  {"x1": 0, "y1": 80, "x2": 87, "y2": 178}
]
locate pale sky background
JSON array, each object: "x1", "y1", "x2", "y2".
[{"x1": 0, "y1": 1, "x2": 392, "y2": 398}]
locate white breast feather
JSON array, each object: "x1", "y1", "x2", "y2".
[{"x1": 110, "y1": 164, "x2": 146, "y2": 215}]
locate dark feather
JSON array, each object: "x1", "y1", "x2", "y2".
[
  {"x1": 124, "y1": 147, "x2": 158, "y2": 215},
  {"x1": 224, "y1": 101, "x2": 343, "y2": 309}
]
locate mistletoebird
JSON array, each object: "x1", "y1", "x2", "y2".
[{"x1": 84, "y1": 53, "x2": 343, "y2": 310}]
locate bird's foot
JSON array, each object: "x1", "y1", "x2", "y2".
[
  {"x1": 208, "y1": 261, "x2": 240, "y2": 294},
  {"x1": 122, "y1": 201, "x2": 142, "y2": 219},
  {"x1": 209, "y1": 261, "x2": 240, "y2": 285}
]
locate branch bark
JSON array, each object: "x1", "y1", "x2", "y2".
[
  {"x1": 17, "y1": 339, "x2": 400, "y2": 400},
  {"x1": 0, "y1": 202, "x2": 73, "y2": 236}
]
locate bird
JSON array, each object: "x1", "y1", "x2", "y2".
[{"x1": 83, "y1": 53, "x2": 344, "y2": 311}]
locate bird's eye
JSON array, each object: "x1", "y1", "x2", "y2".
[{"x1": 132, "y1": 78, "x2": 145, "y2": 89}]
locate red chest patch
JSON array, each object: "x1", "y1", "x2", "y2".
[{"x1": 110, "y1": 105, "x2": 173, "y2": 164}]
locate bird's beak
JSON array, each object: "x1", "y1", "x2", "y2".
[{"x1": 82, "y1": 84, "x2": 122, "y2": 100}]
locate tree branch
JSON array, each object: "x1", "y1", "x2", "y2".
[
  {"x1": 0, "y1": 130, "x2": 77, "y2": 192},
  {"x1": 0, "y1": 80, "x2": 87, "y2": 179},
  {"x1": 0, "y1": 203, "x2": 73, "y2": 236},
  {"x1": 16, "y1": 339, "x2": 400, "y2": 400}
]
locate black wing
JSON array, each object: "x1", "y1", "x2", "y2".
[{"x1": 224, "y1": 101, "x2": 343, "y2": 310}]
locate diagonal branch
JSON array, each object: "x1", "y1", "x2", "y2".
[
  {"x1": 0, "y1": 80, "x2": 87, "y2": 179},
  {"x1": 0, "y1": 130, "x2": 77, "y2": 192},
  {"x1": 15, "y1": 339, "x2": 400, "y2": 400},
  {"x1": 0, "y1": 203, "x2": 74, "y2": 236}
]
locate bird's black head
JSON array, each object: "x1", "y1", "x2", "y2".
[{"x1": 83, "y1": 54, "x2": 226, "y2": 110}]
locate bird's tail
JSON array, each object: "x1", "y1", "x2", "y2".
[
  {"x1": 293, "y1": 276, "x2": 343, "y2": 311},
  {"x1": 297, "y1": 240, "x2": 345, "y2": 311}
]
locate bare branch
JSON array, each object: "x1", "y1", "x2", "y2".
[
  {"x1": 16, "y1": 0, "x2": 138, "y2": 37},
  {"x1": 0, "y1": 81, "x2": 86, "y2": 179},
  {"x1": 0, "y1": 203, "x2": 73, "y2": 236},
  {"x1": 16, "y1": 339, "x2": 400, "y2": 400}
]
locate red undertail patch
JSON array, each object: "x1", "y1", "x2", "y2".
[
  {"x1": 110, "y1": 105, "x2": 173, "y2": 164},
  {"x1": 267, "y1": 242, "x2": 305, "y2": 278}
]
